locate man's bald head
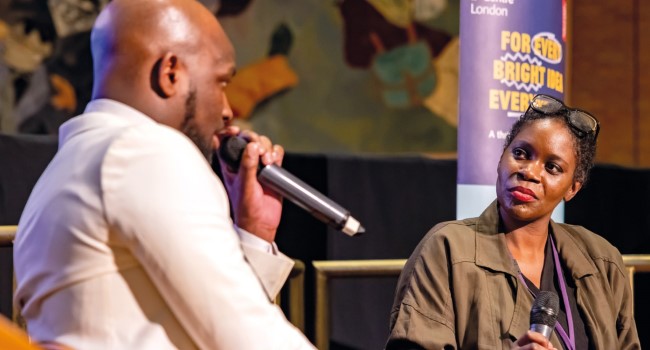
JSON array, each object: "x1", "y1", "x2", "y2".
[
  {"x1": 92, "y1": 0, "x2": 202, "y2": 70},
  {"x1": 90, "y1": 0, "x2": 235, "y2": 130}
]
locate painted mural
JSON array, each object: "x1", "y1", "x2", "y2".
[{"x1": 0, "y1": 0, "x2": 460, "y2": 153}]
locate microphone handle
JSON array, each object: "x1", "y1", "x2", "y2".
[
  {"x1": 530, "y1": 323, "x2": 553, "y2": 340},
  {"x1": 258, "y1": 165, "x2": 361, "y2": 236}
]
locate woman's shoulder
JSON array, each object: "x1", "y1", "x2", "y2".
[
  {"x1": 557, "y1": 223, "x2": 616, "y2": 249},
  {"x1": 555, "y1": 222, "x2": 626, "y2": 267},
  {"x1": 424, "y1": 218, "x2": 478, "y2": 242},
  {"x1": 407, "y1": 218, "x2": 480, "y2": 262}
]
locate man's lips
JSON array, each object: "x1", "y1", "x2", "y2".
[
  {"x1": 212, "y1": 134, "x2": 221, "y2": 150},
  {"x1": 509, "y1": 186, "x2": 537, "y2": 202}
]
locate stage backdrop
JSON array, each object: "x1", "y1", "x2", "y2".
[{"x1": 457, "y1": 0, "x2": 566, "y2": 219}]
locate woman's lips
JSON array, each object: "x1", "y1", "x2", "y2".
[{"x1": 509, "y1": 186, "x2": 537, "y2": 202}]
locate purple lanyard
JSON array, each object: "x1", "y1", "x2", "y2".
[{"x1": 517, "y1": 236, "x2": 575, "y2": 350}]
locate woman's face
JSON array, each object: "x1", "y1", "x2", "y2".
[{"x1": 496, "y1": 118, "x2": 582, "y2": 228}]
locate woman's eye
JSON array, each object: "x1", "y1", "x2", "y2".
[
  {"x1": 512, "y1": 148, "x2": 527, "y2": 158},
  {"x1": 546, "y1": 163, "x2": 562, "y2": 174}
]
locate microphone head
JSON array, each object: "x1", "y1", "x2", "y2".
[
  {"x1": 218, "y1": 136, "x2": 248, "y2": 170},
  {"x1": 530, "y1": 291, "x2": 559, "y2": 327}
]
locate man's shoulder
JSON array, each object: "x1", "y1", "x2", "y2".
[
  {"x1": 115, "y1": 119, "x2": 187, "y2": 144},
  {"x1": 64, "y1": 101, "x2": 192, "y2": 154},
  {"x1": 106, "y1": 121, "x2": 199, "y2": 160}
]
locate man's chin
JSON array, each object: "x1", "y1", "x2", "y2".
[{"x1": 184, "y1": 132, "x2": 215, "y2": 163}]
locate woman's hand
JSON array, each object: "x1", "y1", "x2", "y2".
[{"x1": 511, "y1": 331, "x2": 558, "y2": 350}]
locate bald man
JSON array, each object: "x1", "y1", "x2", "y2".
[{"x1": 13, "y1": 0, "x2": 315, "y2": 349}]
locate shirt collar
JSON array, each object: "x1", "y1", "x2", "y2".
[
  {"x1": 474, "y1": 200, "x2": 518, "y2": 276},
  {"x1": 59, "y1": 99, "x2": 155, "y2": 146},
  {"x1": 473, "y1": 200, "x2": 597, "y2": 279}
]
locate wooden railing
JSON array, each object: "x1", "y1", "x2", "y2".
[{"x1": 0, "y1": 226, "x2": 17, "y2": 247}]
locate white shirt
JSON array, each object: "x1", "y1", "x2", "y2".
[{"x1": 13, "y1": 99, "x2": 314, "y2": 349}]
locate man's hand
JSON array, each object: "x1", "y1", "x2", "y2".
[
  {"x1": 217, "y1": 126, "x2": 285, "y2": 243},
  {"x1": 511, "y1": 331, "x2": 558, "y2": 350}
]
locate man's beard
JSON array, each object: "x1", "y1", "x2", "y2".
[{"x1": 181, "y1": 89, "x2": 214, "y2": 163}]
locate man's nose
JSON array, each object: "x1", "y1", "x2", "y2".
[{"x1": 222, "y1": 92, "x2": 234, "y2": 125}]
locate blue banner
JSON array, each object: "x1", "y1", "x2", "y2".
[{"x1": 457, "y1": 0, "x2": 566, "y2": 218}]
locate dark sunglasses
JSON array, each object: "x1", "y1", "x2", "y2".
[{"x1": 527, "y1": 94, "x2": 600, "y2": 139}]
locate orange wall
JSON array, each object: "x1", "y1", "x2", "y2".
[{"x1": 570, "y1": 0, "x2": 650, "y2": 167}]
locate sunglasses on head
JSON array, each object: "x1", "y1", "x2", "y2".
[{"x1": 527, "y1": 94, "x2": 600, "y2": 139}]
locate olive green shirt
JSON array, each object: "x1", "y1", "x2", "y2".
[{"x1": 387, "y1": 201, "x2": 640, "y2": 349}]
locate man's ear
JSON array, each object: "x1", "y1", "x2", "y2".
[
  {"x1": 150, "y1": 52, "x2": 181, "y2": 98},
  {"x1": 564, "y1": 180, "x2": 583, "y2": 202}
]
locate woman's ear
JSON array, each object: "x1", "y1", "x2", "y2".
[
  {"x1": 564, "y1": 180, "x2": 583, "y2": 202},
  {"x1": 150, "y1": 52, "x2": 182, "y2": 98}
]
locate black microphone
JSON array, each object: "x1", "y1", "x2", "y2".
[
  {"x1": 218, "y1": 136, "x2": 365, "y2": 236},
  {"x1": 530, "y1": 291, "x2": 559, "y2": 340}
]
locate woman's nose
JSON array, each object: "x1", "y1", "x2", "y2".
[{"x1": 517, "y1": 161, "x2": 542, "y2": 183}]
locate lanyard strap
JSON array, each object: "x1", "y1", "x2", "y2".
[
  {"x1": 550, "y1": 236, "x2": 576, "y2": 350},
  {"x1": 517, "y1": 235, "x2": 576, "y2": 350}
]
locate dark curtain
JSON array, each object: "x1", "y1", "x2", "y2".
[{"x1": 0, "y1": 133, "x2": 58, "y2": 317}]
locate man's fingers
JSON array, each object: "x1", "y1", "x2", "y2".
[
  {"x1": 221, "y1": 129, "x2": 284, "y2": 167},
  {"x1": 258, "y1": 135, "x2": 272, "y2": 150},
  {"x1": 272, "y1": 144, "x2": 284, "y2": 167},
  {"x1": 238, "y1": 131, "x2": 277, "y2": 165},
  {"x1": 241, "y1": 141, "x2": 262, "y2": 175},
  {"x1": 239, "y1": 130, "x2": 259, "y2": 142}
]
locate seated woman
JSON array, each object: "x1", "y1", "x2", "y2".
[{"x1": 386, "y1": 94, "x2": 640, "y2": 349}]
